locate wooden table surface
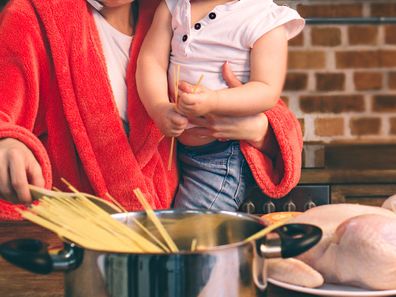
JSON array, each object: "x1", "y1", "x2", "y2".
[{"x1": 0, "y1": 222, "x2": 330, "y2": 297}]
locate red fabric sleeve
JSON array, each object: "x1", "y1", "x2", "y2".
[
  {"x1": 0, "y1": 5, "x2": 52, "y2": 220},
  {"x1": 241, "y1": 100, "x2": 303, "y2": 198}
]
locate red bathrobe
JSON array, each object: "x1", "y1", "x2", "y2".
[{"x1": 0, "y1": 0, "x2": 302, "y2": 220}]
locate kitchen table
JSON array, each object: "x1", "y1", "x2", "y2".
[{"x1": 0, "y1": 221, "x2": 334, "y2": 297}]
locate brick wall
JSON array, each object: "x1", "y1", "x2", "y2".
[
  {"x1": 279, "y1": 0, "x2": 396, "y2": 143},
  {"x1": 1, "y1": 0, "x2": 395, "y2": 143}
]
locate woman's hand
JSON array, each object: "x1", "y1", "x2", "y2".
[
  {"x1": 178, "y1": 61, "x2": 272, "y2": 150},
  {"x1": 187, "y1": 113, "x2": 270, "y2": 147},
  {"x1": 0, "y1": 138, "x2": 45, "y2": 203}
]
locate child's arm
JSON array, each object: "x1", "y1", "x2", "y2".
[
  {"x1": 136, "y1": 1, "x2": 187, "y2": 137},
  {"x1": 177, "y1": 26, "x2": 288, "y2": 117}
]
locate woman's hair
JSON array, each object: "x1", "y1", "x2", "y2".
[
  {"x1": 0, "y1": 0, "x2": 8, "y2": 11},
  {"x1": 132, "y1": 0, "x2": 139, "y2": 31}
]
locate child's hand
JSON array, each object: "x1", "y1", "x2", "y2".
[
  {"x1": 177, "y1": 85, "x2": 218, "y2": 117},
  {"x1": 155, "y1": 103, "x2": 188, "y2": 137}
]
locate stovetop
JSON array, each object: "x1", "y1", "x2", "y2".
[{"x1": 240, "y1": 184, "x2": 330, "y2": 215}]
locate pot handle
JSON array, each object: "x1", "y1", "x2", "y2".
[
  {"x1": 260, "y1": 223, "x2": 322, "y2": 259},
  {"x1": 0, "y1": 238, "x2": 82, "y2": 274},
  {"x1": 277, "y1": 223, "x2": 322, "y2": 258}
]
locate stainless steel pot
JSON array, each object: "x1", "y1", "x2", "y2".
[{"x1": 0, "y1": 210, "x2": 322, "y2": 297}]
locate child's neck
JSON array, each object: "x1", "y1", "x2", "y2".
[{"x1": 100, "y1": 4, "x2": 134, "y2": 36}]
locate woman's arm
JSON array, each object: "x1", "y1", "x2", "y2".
[
  {"x1": 136, "y1": 1, "x2": 187, "y2": 137},
  {"x1": 186, "y1": 107, "x2": 278, "y2": 159},
  {"x1": 0, "y1": 4, "x2": 52, "y2": 205},
  {"x1": 177, "y1": 26, "x2": 288, "y2": 117}
]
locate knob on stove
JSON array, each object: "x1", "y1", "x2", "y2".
[
  {"x1": 283, "y1": 201, "x2": 297, "y2": 212},
  {"x1": 241, "y1": 201, "x2": 256, "y2": 214},
  {"x1": 304, "y1": 200, "x2": 316, "y2": 210},
  {"x1": 262, "y1": 201, "x2": 276, "y2": 214}
]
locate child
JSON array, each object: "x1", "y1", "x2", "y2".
[{"x1": 136, "y1": 0, "x2": 304, "y2": 211}]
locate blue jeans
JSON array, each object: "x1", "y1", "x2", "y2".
[{"x1": 173, "y1": 141, "x2": 255, "y2": 211}]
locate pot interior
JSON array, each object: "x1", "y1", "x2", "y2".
[{"x1": 112, "y1": 210, "x2": 265, "y2": 252}]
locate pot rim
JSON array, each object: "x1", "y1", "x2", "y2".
[{"x1": 66, "y1": 210, "x2": 267, "y2": 255}]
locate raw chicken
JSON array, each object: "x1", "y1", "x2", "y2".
[
  {"x1": 268, "y1": 200, "x2": 396, "y2": 290},
  {"x1": 268, "y1": 258, "x2": 324, "y2": 288}
]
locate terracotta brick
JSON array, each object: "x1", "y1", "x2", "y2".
[
  {"x1": 298, "y1": 118, "x2": 305, "y2": 136},
  {"x1": 315, "y1": 118, "x2": 344, "y2": 137},
  {"x1": 371, "y1": 3, "x2": 396, "y2": 17},
  {"x1": 354, "y1": 72, "x2": 383, "y2": 91},
  {"x1": 350, "y1": 117, "x2": 381, "y2": 136},
  {"x1": 289, "y1": 32, "x2": 304, "y2": 47},
  {"x1": 316, "y1": 73, "x2": 345, "y2": 91},
  {"x1": 336, "y1": 50, "x2": 396, "y2": 69},
  {"x1": 284, "y1": 73, "x2": 308, "y2": 91},
  {"x1": 389, "y1": 72, "x2": 396, "y2": 90},
  {"x1": 390, "y1": 118, "x2": 396, "y2": 135},
  {"x1": 311, "y1": 27, "x2": 341, "y2": 46},
  {"x1": 348, "y1": 26, "x2": 378, "y2": 45},
  {"x1": 297, "y1": 4, "x2": 363, "y2": 18},
  {"x1": 372, "y1": 95, "x2": 396, "y2": 112},
  {"x1": 385, "y1": 25, "x2": 396, "y2": 44},
  {"x1": 300, "y1": 95, "x2": 365, "y2": 113},
  {"x1": 380, "y1": 50, "x2": 396, "y2": 67},
  {"x1": 288, "y1": 51, "x2": 326, "y2": 69},
  {"x1": 336, "y1": 51, "x2": 379, "y2": 69}
]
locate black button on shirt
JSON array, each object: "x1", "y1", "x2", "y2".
[
  {"x1": 182, "y1": 34, "x2": 188, "y2": 42},
  {"x1": 194, "y1": 23, "x2": 201, "y2": 30},
  {"x1": 209, "y1": 12, "x2": 216, "y2": 19}
]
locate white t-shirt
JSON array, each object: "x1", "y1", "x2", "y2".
[
  {"x1": 92, "y1": 9, "x2": 133, "y2": 121},
  {"x1": 165, "y1": 0, "x2": 304, "y2": 96}
]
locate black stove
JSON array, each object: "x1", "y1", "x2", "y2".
[{"x1": 239, "y1": 184, "x2": 330, "y2": 215}]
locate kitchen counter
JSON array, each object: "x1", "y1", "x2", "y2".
[{"x1": 0, "y1": 221, "x2": 322, "y2": 297}]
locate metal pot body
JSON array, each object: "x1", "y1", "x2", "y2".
[
  {"x1": 65, "y1": 210, "x2": 268, "y2": 297},
  {"x1": 65, "y1": 241, "x2": 266, "y2": 297}
]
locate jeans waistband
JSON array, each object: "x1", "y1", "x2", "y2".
[{"x1": 178, "y1": 140, "x2": 238, "y2": 154}]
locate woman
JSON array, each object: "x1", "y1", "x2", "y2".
[{"x1": 0, "y1": 0, "x2": 302, "y2": 220}]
